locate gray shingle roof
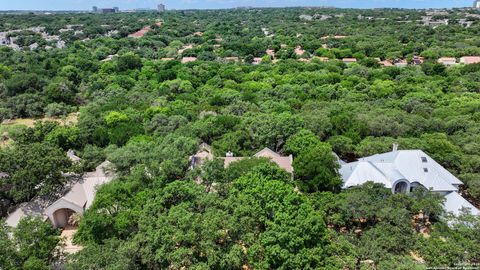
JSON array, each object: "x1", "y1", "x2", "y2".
[{"x1": 6, "y1": 161, "x2": 113, "y2": 228}]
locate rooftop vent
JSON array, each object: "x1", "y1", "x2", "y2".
[
  {"x1": 421, "y1": 157, "x2": 427, "y2": 163},
  {"x1": 423, "y1": 168, "x2": 428, "y2": 172},
  {"x1": 392, "y1": 143, "x2": 399, "y2": 152}
]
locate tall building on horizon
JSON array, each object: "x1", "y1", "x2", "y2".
[
  {"x1": 475, "y1": 0, "x2": 480, "y2": 8},
  {"x1": 92, "y1": 6, "x2": 119, "y2": 14},
  {"x1": 158, "y1": 3, "x2": 166, "y2": 12}
]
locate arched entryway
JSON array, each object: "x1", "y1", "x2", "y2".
[
  {"x1": 392, "y1": 180, "x2": 410, "y2": 194},
  {"x1": 52, "y1": 208, "x2": 77, "y2": 228},
  {"x1": 409, "y1": 181, "x2": 423, "y2": 193}
]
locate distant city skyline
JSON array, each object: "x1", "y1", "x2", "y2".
[{"x1": 0, "y1": 0, "x2": 475, "y2": 11}]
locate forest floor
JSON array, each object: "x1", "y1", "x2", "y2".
[{"x1": 1, "y1": 112, "x2": 79, "y2": 128}]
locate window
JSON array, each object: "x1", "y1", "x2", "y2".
[
  {"x1": 421, "y1": 157, "x2": 427, "y2": 163},
  {"x1": 423, "y1": 168, "x2": 428, "y2": 172}
]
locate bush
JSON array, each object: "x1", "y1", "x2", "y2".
[
  {"x1": 80, "y1": 144, "x2": 106, "y2": 171},
  {"x1": 293, "y1": 142, "x2": 342, "y2": 193},
  {"x1": 45, "y1": 103, "x2": 73, "y2": 117}
]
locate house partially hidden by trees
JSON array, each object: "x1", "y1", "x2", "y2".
[
  {"x1": 338, "y1": 145, "x2": 479, "y2": 216},
  {"x1": 459, "y1": 56, "x2": 480, "y2": 65},
  {"x1": 190, "y1": 143, "x2": 294, "y2": 175},
  {"x1": 6, "y1": 160, "x2": 113, "y2": 228}
]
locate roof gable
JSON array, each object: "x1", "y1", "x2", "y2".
[
  {"x1": 340, "y1": 161, "x2": 391, "y2": 188},
  {"x1": 44, "y1": 197, "x2": 85, "y2": 216},
  {"x1": 254, "y1": 147, "x2": 281, "y2": 158},
  {"x1": 340, "y1": 150, "x2": 461, "y2": 192},
  {"x1": 222, "y1": 148, "x2": 294, "y2": 174}
]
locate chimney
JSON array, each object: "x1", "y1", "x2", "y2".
[
  {"x1": 392, "y1": 143, "x2": 399, "y2": 152},
  {"x1": 226, "y1": 151, "x2": 234, "y2": 157}
]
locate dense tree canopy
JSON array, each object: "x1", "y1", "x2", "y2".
[
  {"x1": 1, "y1": 6, "x2": 480, "y2": 270},
  {"x1": 0, "y1": 218, "x2": 60, "y2": 270}
]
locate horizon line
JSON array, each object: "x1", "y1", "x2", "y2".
[{"x1": 0, "y1": 5, "x2": 474, "y2": 12}]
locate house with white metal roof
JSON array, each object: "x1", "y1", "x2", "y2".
[{"x1": 338, "y1": 146, "x2": 479, "y2": 216}]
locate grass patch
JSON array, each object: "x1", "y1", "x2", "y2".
[{"x1": 0, "y1": 113, "x2": 79, "y2": 148}]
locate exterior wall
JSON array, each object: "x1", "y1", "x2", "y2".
[
  {"x1": 439, "y1": 60, "x2": 456, "y2": 66},
  {"x1": 45, "y1": 200, "x2": 85, "y2": 228}
]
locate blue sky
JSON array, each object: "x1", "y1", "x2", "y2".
[{"x1": 0, "y1": 0, "x2": 474, "y2": 11}]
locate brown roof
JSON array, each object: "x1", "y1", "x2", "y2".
[
  {"x1": 189, "y1": 146, "x2": 293, "y2": 174},
  {"x1": 394, "y1": 59, "x2": 408, "y2": 66},
  {"x1": 225, "y1": 57, "x2": 239, "y2": 62},
  {"x1": 460, "y1": 56, "x2": 480, "y2": 64},
  {"x1": 178, "y1": 44, "x2": 194, "y2": 54},
  {"x1": 128, "y1": 26, "x2": 151, "y2": 38},
  {"x1": 380, "y1": 60, "x2": 393, "y2": 67},
  {"x1": 181, "y1": 57, "x2": 197, "y2": 63},
  {"x1": 223, "y1": 157, "x2": 245, "y2": 167},
  {"x1": 294, "y1": 46, "x2": 305, "y2": 56},
  {"x1": 266, "y1": 49, "x2": 275, "y2": 57},
  {"x1": 342, "y1": 58, "x2": 357, "y2": 63},
  {"x1": 223, "y1": 148, "x2": 293, "y2": 174},
  {"x1": 254, "y1": 148, "x2": 281, "y2": 158},
  {"x1": 438, "y1": 57, "x2": 456, "y2": 62},
  {"x1": 252, "y1": 57, "x2": 263, "y2": 65},
  {"x1": 189, "y1": 143, "x2": 214, "y2": 169},
  {"x1": 321, "y1": 35, "x2": 348, "y2": 40},
  {"x1": 190, "y1": 150, "x2": 213, "y2": 169}
]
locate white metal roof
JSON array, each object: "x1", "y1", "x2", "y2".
[
  {"x1": 340, "y1": 150, "x2": 461, "y2": 192},
  {"x1": 444, "y1": 191, "x2": 480, "y2": 216},
  {"x1": 339, "y1": 149, "x2": 479, "y2": 216}
]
